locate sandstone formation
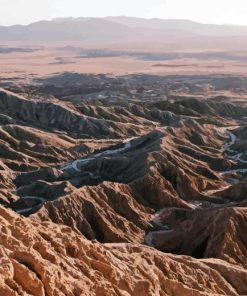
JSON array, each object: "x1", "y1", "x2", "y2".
[
  {"x1": 1, "y1": 205, "x2": 247, "y2": 296},
  {"x1": 145, "y1": 207, "x2": 247, "y2": 268},
  {"x1": 0, "y1": 73, "x2": 246, "y2": 295}
]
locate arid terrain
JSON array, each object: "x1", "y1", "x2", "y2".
[
  {"x1": 3, "y1": 43, "x2": 247, "y2": 77},
  {"x1": 0, "y1": 16, "x2": 247, "y2": 296}
]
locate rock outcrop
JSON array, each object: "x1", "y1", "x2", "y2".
[
  {"x1": 1, "y1": 206, "x2": 247, "y2": 296},
  {"x1": 0, "y1": 73, "x2": 246, "y2": 295},
  {"x1": 146, "y1": 207, "x2": 247, "y2": 268}
]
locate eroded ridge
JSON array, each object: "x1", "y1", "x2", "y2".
[{"x1": 0, "y1": 73, "x2": 246, "y2": 295}]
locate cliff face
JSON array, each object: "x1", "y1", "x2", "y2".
[{"x1": 1, "y1": 205, "x2": 247, "y2": 296}]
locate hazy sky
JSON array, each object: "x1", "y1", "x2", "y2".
[{"x1": 1, "y1": 0, "x2": 247, "y2": 26}]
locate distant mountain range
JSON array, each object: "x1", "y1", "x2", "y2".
[{"x1": 1, "y1": 16, "x2": 247, "y2": 43}]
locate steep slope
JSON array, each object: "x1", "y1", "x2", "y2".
[
  {"x1": 5, "y1": 108, "x2": 244, "y2": 245},
  {"x1": 145, "y1": 207, "x2": 247, "y2": 268},
  {"x1": 0, "y1": 76, "x2": 246, "y2": 295},
  {"x1": 13, "y1": 124, "x2": 238, "y2": 244},
  {"x1": 0, "y1": 205, "x2": 247, "y2": 296},
  {"x1": 0, "y1": 88, "x2": 150, "y2": 139}
]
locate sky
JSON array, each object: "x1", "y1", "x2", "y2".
[{"x1": 1, "y1": 0, "x2": 247, "y2": 26}]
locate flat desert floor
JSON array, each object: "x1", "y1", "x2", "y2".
[{"x1": 1, "y1": 44, "x2": 247, "y2": 80}]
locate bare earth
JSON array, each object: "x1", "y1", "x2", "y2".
[
  {"x1": 2, "y1": 44, "x2": 247, "y2": 79},
  {"x1": 0, "y1": 38, "x2": 247, "y2": 295}
]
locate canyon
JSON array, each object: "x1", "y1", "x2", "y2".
[{"x1": 0, "y1": 70, "x2": 246, "y2": 295}]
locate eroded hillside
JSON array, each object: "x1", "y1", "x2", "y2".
[{"x1": 0, "y1": 73, "x2": 246, "y2": 295}]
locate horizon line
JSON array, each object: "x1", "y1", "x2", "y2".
[{"x1": 1, "y1": 15, "x2": 247, "y2": 28}]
